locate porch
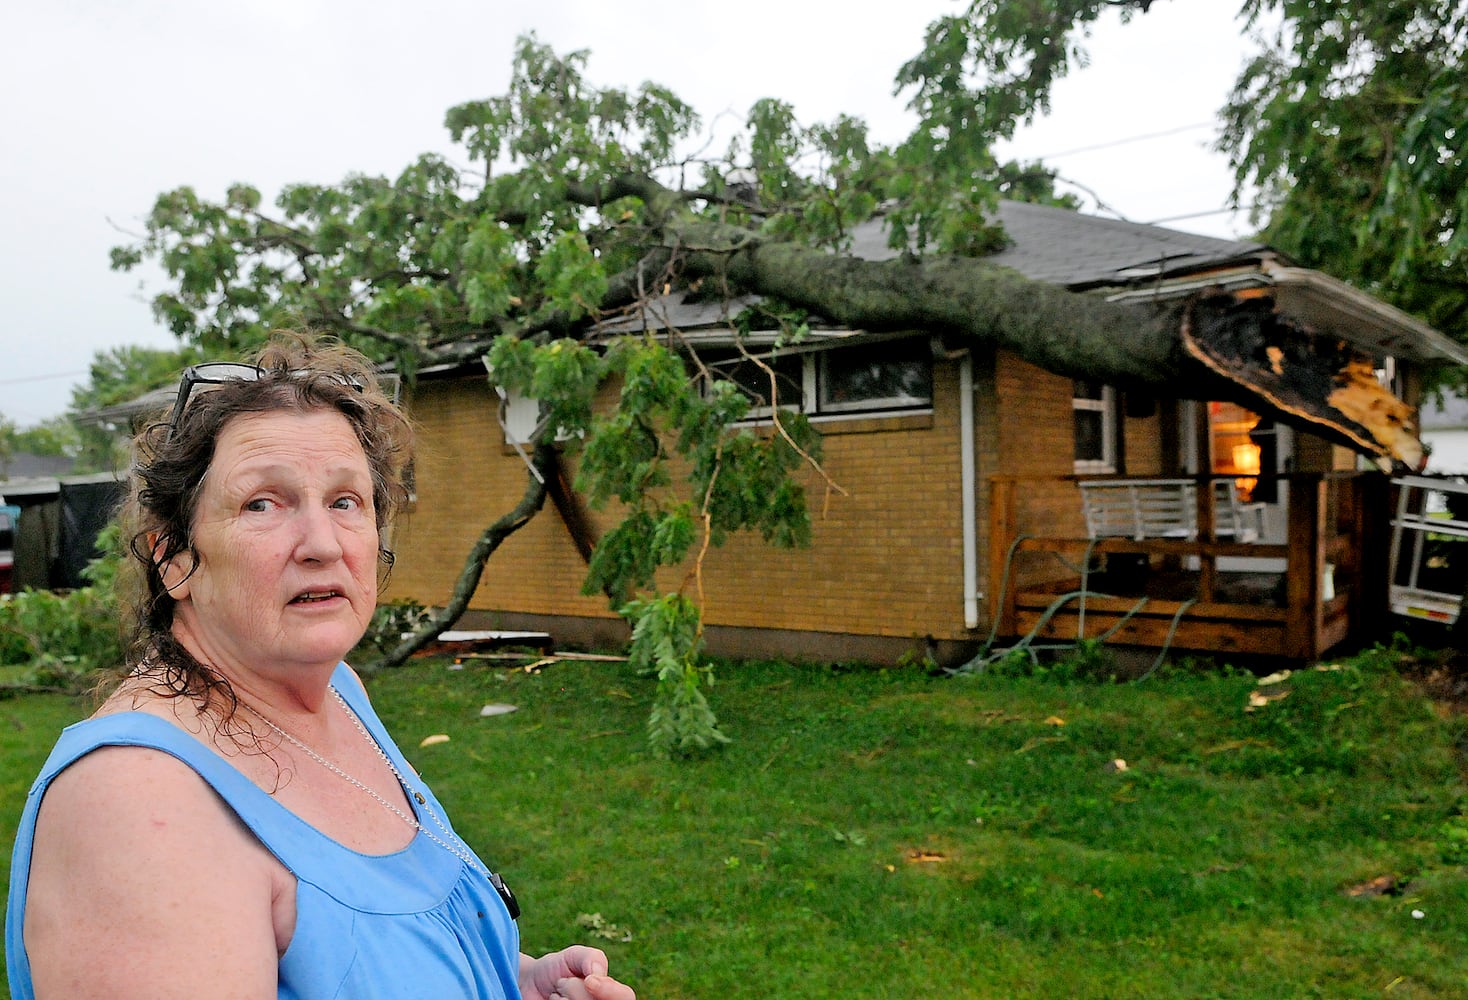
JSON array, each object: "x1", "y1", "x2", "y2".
[{"x1": 986, "y1": 472, "x2": 1390, "y2": 661}]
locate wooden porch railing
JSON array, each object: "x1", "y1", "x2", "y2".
[{"x1": 986, "y1": 472, "x2": 1386, "y2": 660}]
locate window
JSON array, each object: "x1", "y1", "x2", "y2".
[
  {"x1": 818, "y1": 340, "x2": 933, "y2": 414},
  {"x1": 699, "y1": 338, "x2": 933, "y2": 422},
  {"x1": 1073, "y1": 379, "x2": 1117, "y2": 473},
  {"x1": 704, "y1": 349, "x2": 804, "y2": 416}
]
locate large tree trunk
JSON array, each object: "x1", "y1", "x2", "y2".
[{"x1": 659, "y1": 221, "x2": 1420, "y2": 466}]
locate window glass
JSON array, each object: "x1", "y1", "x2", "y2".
[
  {"x1": 704, "y1": 350, "x2": 804, "y2": 412},
  {"x1": 1073, "y1": 380, "x2": 1116, "y2": 472},
  {"x1": 819, "y1": 341, "x2": 932, "y2": 413},
  {"x1": 1209, "y1": 401, "x2": 1264, "y2": 501},
  {"x1": 1074, "y1": 409, "x2": 1106, "y2": 463}
]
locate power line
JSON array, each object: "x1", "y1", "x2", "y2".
[
  {"x1": 1025, "y1": 121, "x2": 1218, "y2": 161},
  {"x1": 1144, "y1": 207, "x2": 1247, "y2": 225},
  {"x1": 0, "y1": 370, "x2": 87, "y2": 387}
]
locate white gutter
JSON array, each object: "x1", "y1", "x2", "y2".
[{"x1": 959, "y1": 352, "x2": 979, "y2": 629}]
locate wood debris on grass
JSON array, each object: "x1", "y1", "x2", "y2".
[
  {"x1": 1246, "y1": 688, "x2": 1291, "y2": 712},
  {"x1": 450, "y1": 651, "x2": 630, "y2": 674},
  {"x1": 1345, "y1": 874, "x2": 1408, "y2": 898},
  {"x1": 906, "y1": 849, "x2": 948, "y2": 863}
]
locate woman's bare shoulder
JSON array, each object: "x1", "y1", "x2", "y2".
[
  {"x1": 93, "y1": 671, "x2": 202, "y2": 723},
  {"x1": 25, "y1": 746, "x2": 284, "y2": 999},
  {"x1": 37, "y1": 742, "x2": 246, "y2": 847}
]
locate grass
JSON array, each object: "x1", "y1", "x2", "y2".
[{"x1": 4, "y1": 650, "x2": 1468, "y2": 998}]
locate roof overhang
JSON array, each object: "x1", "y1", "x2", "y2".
[
  {"x1": 1104, "y1": 257, "x2": 1468, "y2": 366},
  {"x1": 0, "y1": 470, "x2": 126, "y2": 500},
  {"x1": 1260, "y1": 261, "x2": 1468, "y2": 365}
]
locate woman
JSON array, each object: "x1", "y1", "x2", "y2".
[{"x1": 6, "y1": 335, "x2": 634, "y2": 1000}]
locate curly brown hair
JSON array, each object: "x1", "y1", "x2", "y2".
[{"x1": 113, "y1": 332, "x2": 413, "y2": 708}]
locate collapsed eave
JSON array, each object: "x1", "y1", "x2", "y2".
[{"x1": 1104, "y1": 254, "x2": 1468, "y2": 367}]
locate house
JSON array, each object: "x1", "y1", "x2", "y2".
[
  {"x1": 91, "y1": 202, "x2": 1467, "y2": 665},
  {"x1": 1, "y1": 454, "x2": 76, "y2": 593},
  {"x1": 381, "y1": 201, "x2": 1467, "y2": 665},
  {"x1": 1421, "y1": 393, "x2": 1468, "y2": 475},
  {"x1": 0, "y1": 461, "x2": 126, "y2": 592}
]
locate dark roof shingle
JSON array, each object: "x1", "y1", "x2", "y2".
[{"x1": 847, "y1": 200, "x2": 1267, "y2": 288}]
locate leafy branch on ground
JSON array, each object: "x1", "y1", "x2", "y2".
[{"x1": 0, "y1": 524, "x2": 126, "y2": 696}]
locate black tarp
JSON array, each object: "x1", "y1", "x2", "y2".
[
  {"x1": 56, "y1": 479, "x2": 126, "y2": 589},
  {"x1": 11, "y1": 501, "x2": 58, "y2": 590}
]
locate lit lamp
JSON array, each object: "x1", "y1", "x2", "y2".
[{"x1": 1232, "y1": 442, "x2": 1262, "y2": 500}]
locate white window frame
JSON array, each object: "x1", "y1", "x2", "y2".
[
  {"x1": 1073, "y1": 381, "x2": 1118, "y2": 474},
  {"x1": 816, "y1": 345, "x2": 934, "y2": 414},
  {"x1": 703, "y1": 348, "x2": 807, "y2": 420},
  {"x1": 700, "y1": 337, "x2": 934, "y2": 425}
]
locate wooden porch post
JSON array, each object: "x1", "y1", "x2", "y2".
[
  {"x1": 988, "y1": 477, "x2": 1017, "y2": 639},
  {"x1": 1197, "y1": 474, "x2": 1218, "y2": 602},
  {"x1": 1354, "y1": 474, "x2": 1391, "y2": 644},
  {"x1": 1285, "y1": 474, "x2": 1327, "y2": 659}
]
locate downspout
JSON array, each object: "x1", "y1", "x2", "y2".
[{"x1": 959, "y1": 352, "x2": 979, "y2": 629}]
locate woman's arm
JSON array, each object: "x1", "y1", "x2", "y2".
[{"x1": 23, "y1": 746, "x2": 286, "y2": 1000}]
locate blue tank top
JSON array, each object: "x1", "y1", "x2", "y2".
[{"x1": 6, "y1": 664, "x2": 522, "y2": 999}]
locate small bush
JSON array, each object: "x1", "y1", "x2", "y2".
[
  {"x1": 0, "y1": 523, "x2": 126, "y2": 688},
  {"x1": 355, "y1": 598, "x2": 432, "y2": 656},
  {"x1": 1440, "y1": 814, "x2": 1468, "y2": 864}
]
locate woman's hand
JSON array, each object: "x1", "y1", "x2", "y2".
[{"x1": 519, "y1": 946, "x2": 635, "y2": 1000}]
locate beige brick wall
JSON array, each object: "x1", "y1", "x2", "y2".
[
  {"x1": 1123, "y1": 396, "x2": 1165, "y2": 473},
  {"x1": 693, "y1": 361, "x2": 966, "y2": 639},
  {"x1": 386, "y1": 349, "x2": 1170, "y2": 646},
  {"x1": 384, "y1": 376, "x2": 616, "y2": 621},
  {"x1": 388, "y1": 360, "x2": 977, "y2": 642},
  {"x1": 988, "y1": 352, "x2": 1165, "y2": 590}
]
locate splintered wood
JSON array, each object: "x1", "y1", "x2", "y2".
[{"x1": 1181, "y1": 292, "x2": 1422, "y2": 469}]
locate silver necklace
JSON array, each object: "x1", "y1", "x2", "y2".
[{"x1": 241, "y1": 688, "x2": 519, "y2": 918}]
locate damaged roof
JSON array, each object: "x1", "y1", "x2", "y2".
[
  {"x1": 600, "y1": 202, "x2": 1271, "y2": 336},
  {"x1": 848, "y1": 200, "x2": 1268, "y2": 290},
  {"x1": 597, "y1": 201, "x2": 1465, "y2": 366}
]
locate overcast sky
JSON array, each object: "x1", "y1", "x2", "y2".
[{"x1": 0, "y1": 0, "x2": 1258, "y2": 427}]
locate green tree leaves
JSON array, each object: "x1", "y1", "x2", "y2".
[
  {"x1": 624, "y1": 593, "x2": 729, "y2": 755},
  {"x1": 1221, "y1": 0, "x2": 1468, "y2": 375}
]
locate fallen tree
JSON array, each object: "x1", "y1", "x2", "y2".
[{"x1": 111, "y1": 32, "x2": 1445, "y2": 752}]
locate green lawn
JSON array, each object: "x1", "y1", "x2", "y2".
[{"x1": 4, "y1": 652, "x2": 1467, "y2": 998}]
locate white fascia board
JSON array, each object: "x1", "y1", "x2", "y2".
[
  {"x1": 1104, "y1": 259, "x2": 1467, "y2": 366},
  {"x1": 1259, "y1": 261, "x2": 1468, "y2": 365}
]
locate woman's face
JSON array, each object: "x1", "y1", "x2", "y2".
[{"x1": 164, "y1": 409, "x2": 380, "y2": 679}]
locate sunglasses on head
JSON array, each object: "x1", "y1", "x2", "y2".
[{"x1": 166, "y1": 362, "x2": 365, "y2": 440}]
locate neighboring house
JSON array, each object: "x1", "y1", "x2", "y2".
[
  {"x1": 1421, "y1": 393, "x2": 1468, "y2": 475},
  {"x1": 0, "y1": 451, "x2": 74, "y2": 482},
  {"x1": 383, "y1": 201, "x2": 1466, "y2": 665},
  {"x1": 0, "y1": 462, "x2": 125, "y2": 591}
]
